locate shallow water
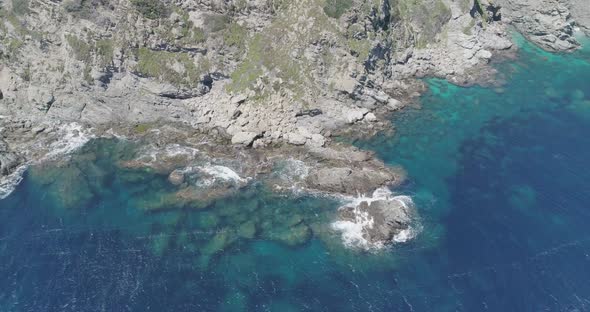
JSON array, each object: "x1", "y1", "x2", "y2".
[{"x1": 2, "y1": 35, "x2": 590, "y2": 311}]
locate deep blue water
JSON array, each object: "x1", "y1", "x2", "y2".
[{"x1": 1, "y1": 35, "x2": 590, "y2": 311}]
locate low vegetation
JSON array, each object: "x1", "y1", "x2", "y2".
[
  {"x1": 64, "y1": 0, "x2": 110, "y2": 19},
  {"x1": 96, "y1": 39, "x2": 114, "y2": 67},
  {"x1": 222, "y1": 22, "x2": 248, "y2": 53},
  {"x1": 11, "y1": 0, "x2": 29, "y2": 16},
  {"x1": 66, "y1": 34, "x2": 93, "y2": 62},
  {"x1": 323, "y1": 0, "x2": 353, "y2": 18},
  {"x1": 131, "y1": 0, "x2": 169, "y2": 20},
  {"x1": 135, "y1": 47, "x2": 207, "y2": 88}
]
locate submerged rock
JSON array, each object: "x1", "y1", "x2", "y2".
[
  {"x1": 237, "y1": 220, "x2": 257, "y2": 239},
  {"x1": 270, "y1": 223, "x2": 312, "y2": 247}
]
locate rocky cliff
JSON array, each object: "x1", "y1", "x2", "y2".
[{"x1": 0, "y1": 0, "x2": 588, "y2": 198}]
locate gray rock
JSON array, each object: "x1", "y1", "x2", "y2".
[
  {"x1": 338, "y1": 198, "x2": 414, "y2": 245},
  {"x1": 331, "y1": 75, "x2": 357, "y2": 94},
  {"x1": 308, "y1": 134, "x2": 325, "y2": 147},
  {"x1": 387, "y1": 98, "x2": 403, "y2": 110},
  {"x1": 168, "y1": 169, "x2": 185, "y2": 185},
  {"x1": 0, "y1": 140, "x2": 22, "y2": 176},
  {"x1": 28, "y1": 87, "x2": 55, "y2": 112},
  {"x1": 231, "y1": 94, "x2": 248, "y2": 105},
  {"x1": 306, "y1": 166, "x2": 396, "y2": 195},
  {"x1": 495, "y1": 0, "x2": 580, "y2": 51},
  {"x1": 344, "y1": 108, "x2": 368, "y2": 124},
  {"x1": 231, "y1": 131, "x2": 260, "y2": 146},
  {"x1": 286, "y1": 132, "x2": 307, "y2": 145},
  {"x1": 307, "y1": 167, "x2": 352, "y2": 193},
  {"x1": 32, "y1": 126, "x2": 46, "y2": 134},
  {"x1": 364, "y1": 112, "x2": 377, "y2": 122}
]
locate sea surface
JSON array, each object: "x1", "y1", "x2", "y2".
[{"x1": 1, "y1": 35, "x2": 590, "y2": 311}]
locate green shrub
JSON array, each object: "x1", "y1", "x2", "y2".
[
  {"x1": 83, "y1": 64, "x2": 93, "y2": 84},
  {"x1": 11, "y1": 0, "x2": 29, "y2": 16},
  {"x1": 323, "y1": 0, "x2": 352, "y2": 19},
  {"x1": 135, "y1": 47, "x2": 204, "y2": 88},
  {"x1": 474, "y1": 0, "x2": 488, "y2": 23},
  {"x1": 205, "y1": 14, "x2": 230, "y2": 33},
  {"x1": 132, "y1": 0, "x2": 169, "y2": 20},
  {"x1": 68, "y1": 37, "x2": 90, "y2": 59},
  {"x1": 66, "y1": 34, "x2": 92, "y2": 62},
  {"x1": 7, "y1": 38, "x2": 24, "y2": 58},
  {"x1": 223, "y1": 23, "x2": 247, "y2": 52},
  {"x1": 96, "y1": 39, "x2": 114, "y2": 66},
  {"x1": 134, "y1": 123, "x2": 150, "y2": 133},
  {"x1": 64, "y1": 0, "x2": 110, "y2": 18}
]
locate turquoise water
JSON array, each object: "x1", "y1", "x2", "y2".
[{"x1": 1, "y1": 36, "x2": 590, "y2": 311}]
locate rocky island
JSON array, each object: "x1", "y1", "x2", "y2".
[{"x1": 0, "y1": 0, "x2": 589, "y2": 248}]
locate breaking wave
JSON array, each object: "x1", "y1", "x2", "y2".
[
  {"x1": 0, "y1": 165, "x2": 28, "y2": 199},
  {"x1": 2, "y1": 123, "x2": 96, "y2": 200},
  {"x1": 43, "y1": 123, "x2": 95, "y2": 160},
  {"x1": 331, "y1": 187, "x2": 420, "y2": 251},
  {"x1": 196, "y1": 164, "x2": 249, "y2": 186}
]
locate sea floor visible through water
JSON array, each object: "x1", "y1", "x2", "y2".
[{"x1": 1, "y1": 34, "x2": 590, "y2": 311}]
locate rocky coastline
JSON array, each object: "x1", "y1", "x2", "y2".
[{"x1": 1, "y1": 0, "x2": 589, "y2": 248}]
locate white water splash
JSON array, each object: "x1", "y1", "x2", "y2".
[
  {"x1": 332, "y1": 202, "x2": 381, "y2": 250},
  {"x1": 331, "y1": 187, "x2": 419, "y2": 251},
  {"x1": 281, "y1": 158, "x2": 310, "y2": 181},
  {"x1": 268, "y1": 158, "x2": 311, "y2": 192},
  {"x1": 44, "y1": 123, "x2": 95, "y2": 160},
  {"x1": 196, "y1": 164, "x2": 249, "y2": 186},
  {"x1": 135, "y1": 144, "x2": 200, "y2": 165},
  {"x1": 1, "y1": 123, "x2": 96, "y2": 199},
  {"x1": 105, "y1": 128, "x2": 128, "y2": 140},
  {"x1": 0, "y1": 165, "x2": 28, "y2": 199},
  {"x1": 163, "y1": 144, "x2": 200, "y2": 158}
]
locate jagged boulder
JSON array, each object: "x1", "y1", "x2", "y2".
[
  {"x1": 337, "y1": 198, "x2": 415, "y2": 246},
  {"x1": 28, "y1": 86, "x2": 55, "y2": 112},
  {"x1": 231, "y1": 131, "x2": 261, "y2": 146},
  {"x1": 168, "y1": 169, "x2": 185, "y2": 185},
  {"x1": 0, "y1": 140, "x2": 22, "y2": 176}
]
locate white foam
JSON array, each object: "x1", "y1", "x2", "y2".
[
  {"x1": 163, "y1": 144, "x2": 199, "y2": 158},
  {"x1": 0, "y1": 123, "x2": 95, "y2": 199},
  {"x1": 105, "y1": 128, "x2": 128, "y2": 140},
  {"x1": 331, "y1": 203, "x2": 382, "y2": 250},
  {"x1": 281, "y1": 158, "x2": 310, "y2": 181},
  {"x1": 393, "y1": 227, "x2": 419, "y2": 243},
  {"x1": 134, "y1": 144, "x2": 200, "y2": 165},
  {"x1": 270, "y1": 158, "x2": 310, "y2": 192},
  {"x1": 331, "y1": 188, "x2": 419, "y2": 251},
  {"x1": 0, "y1": 165, "x2": 27, "y2": 199},
  {"x1": 44, "y1": 123, "x2": 95, "y2": 160},
  {"x1": 196, "y1": 164, "x2": 249, "y2": 186},
  {"x1": 336, "y1": 186, "x2": 396, "y2": 209}
]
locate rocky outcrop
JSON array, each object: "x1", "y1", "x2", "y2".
[
  {"x1": 0, "y1": 0, "x2": 543, "y2": 155},
  {"x1": 495, "y1": 0, "x2": 580, "y2": 51},
  {"x1": 231, "y1": 131, "x2": 261, "y2": 146},
  {"x1": 568, "y1": 0, "x2": 590, "y2": 34},
  {"x1": 0, "y1": 139, "x2": 22, "y2": 176},
  {"x1": 306, "y1": 167, "x2": 397, "y2": 195},
  {"x1": 0, "y1": 0, "x2": 587, "y2": 208},
  {"x1": 168, "y1": 169, "x2": 186, "y2": 185},
  {"x1": 336, "y1": 197, "x2": 416, "y2": 248}
]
